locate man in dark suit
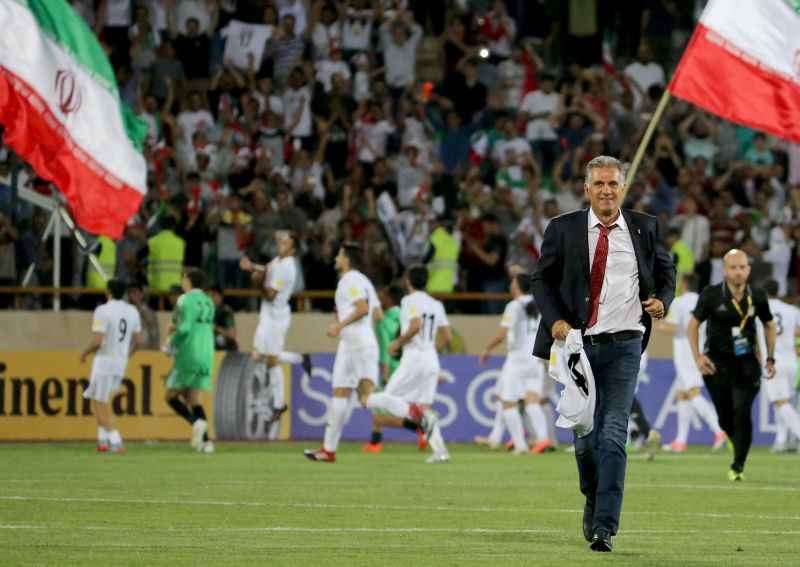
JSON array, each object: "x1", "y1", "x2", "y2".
[{"x1": 532, "y1": 155, "x2": 675, "y2": 552}]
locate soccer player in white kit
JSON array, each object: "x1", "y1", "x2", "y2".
[
  {"x1": 304, "y1": 244, "x2": 435, "y2": 462},
  {"x1": 660, "y1": 273, "x2": 726, "y2": 452},
  {"x1": 240, "y1": 232, "x2": 311, "y2": 432},
  {"x1": 479, "y1": 274, "x2": 553, "y2": 454},
  {"x1": 80, "y1": 280, "x2": 142, "y2": 453},
  {"x1": 759, "y1": 280, "x2": 800, "y2": 451},
  {"x1": 386, "y1": 265, "x2": 452, "y2": 463}
]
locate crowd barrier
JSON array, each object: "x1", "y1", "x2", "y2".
[{"x1": 0, "y1": 352, "x2": 780, "y2": 445}]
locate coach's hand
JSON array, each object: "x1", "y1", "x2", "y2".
[
  {"x1": 327, "y1": 323, "x2": 342, "y2": 338},
  {"x1": 695, "y1": 354, "x2": 716, "y2": 376},
  {"x1": 642, "y1": 298, "x2": 665, "y2": 319},
  {"x1": 551, "y1": 320, "x2": 572, "y2": 341}
]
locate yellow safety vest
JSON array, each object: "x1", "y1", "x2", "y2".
[
  {"x1": 147, "y1": 230, "x2": 185, "y2": 291},
  {"x1": 86, "y1": 236, "x2": 117, "y2": 289},
  {"x1": 426, "y1": 227, "x2": 460, "y2": 293}
]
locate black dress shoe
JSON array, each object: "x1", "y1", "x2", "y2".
[
  {"x1": 590, "y1": 530, "x2": 612, "y2": 552},
  {"x1": 582, "y1": 502, "x2": 594, "y2": 542}
]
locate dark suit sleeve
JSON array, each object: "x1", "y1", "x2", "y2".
[
  {"x1": 531, "y1": 219, "x2": 567, "y2": 336},
  {"x1": 651, "y1": 219, "x2": 676, "y2": 312}
]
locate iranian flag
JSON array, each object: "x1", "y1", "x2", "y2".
[
  {"x1": 0, "y1": 0, "x2": 147, "y2": 238},
  {"x1": 670, "y1": 0, "x2": 800, "y2": 142}
]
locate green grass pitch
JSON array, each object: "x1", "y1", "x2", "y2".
[{"x1": 0, "y1": 442, "x2": 798, "y2": 566}]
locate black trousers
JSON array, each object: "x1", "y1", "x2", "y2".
[{"x1": 704, "y1": 356, "x2": 761, "y2": 473}]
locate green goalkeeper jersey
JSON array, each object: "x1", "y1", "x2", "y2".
[
  {"x1": 376, "y1": 306, "x2": 401, "y2": 379},
  {"x1": 170, "y1": 289, "x2": 215, "y2": 378}
]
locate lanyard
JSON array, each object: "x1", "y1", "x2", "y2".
[{"x1": 729, "y1": 292, "x2": 753, "y2": 331}]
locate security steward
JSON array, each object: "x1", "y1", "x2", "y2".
[{"x1": 687, "y1": 249, "x2": 776, "y2": 481}]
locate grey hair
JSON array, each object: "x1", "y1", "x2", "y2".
[{"x1": 584, "y1": 155, "x2": 628, "y2": 186}]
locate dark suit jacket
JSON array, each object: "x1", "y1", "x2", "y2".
[{"x1": 531, "y1": 208, "x2": 676, "y2": 359}]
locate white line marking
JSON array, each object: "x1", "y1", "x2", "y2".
[
  {"x1": 0, "y1": 524, "x2": 799, "y2": 537},
  {"x1": 2, "y1": 495, "x2": 799, "y2": 522}
]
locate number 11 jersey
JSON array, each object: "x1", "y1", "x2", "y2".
[{"x1": 400, "y1": 291, "x2": 448, "y2": 354}]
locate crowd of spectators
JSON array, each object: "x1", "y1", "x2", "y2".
[{"x1": 2, "y1": 0, "x2": 800, "y2": 313}]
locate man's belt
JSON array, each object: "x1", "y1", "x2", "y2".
[{"x1": 584, "y1": 330, "x2": 643, "y2": 346}]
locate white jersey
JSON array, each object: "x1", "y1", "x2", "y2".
[
  {"x1": 666, "y1": 291, "x2": 698, "y2": 340},
  {"x1": 501, "y1": 294, "x2": 539, "y2": 355},
  {"x1": 261, "y1": 255, "x2": 296, "y2": 321},
  {"x1": 768, "y1": 298, "x2": 800, "y2": 363},
  {"x1": 400, "y1": 291, "x2": 448, "y2": 354},
  {"x1": 91, "y1": 300, "x2": 141, "y2": 364},
  {"x1": 335, "y1": 270, "x2": 378, "y2": 348}
]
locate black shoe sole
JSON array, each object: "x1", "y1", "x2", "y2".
[{"x1": 590, "y1": 539, "x2": 612, "y2": 552}]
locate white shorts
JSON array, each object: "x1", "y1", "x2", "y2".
[
  {"x1": 497, "y1": 354, "x2": 548, "y2": 402},
  {"x1": 253, "y1": 315, "x2": 290, "y2": 356},
  {"x1": 331, "y1": 342, "x2": 379, "y2": 389},
  {"x1": 384, "y1": 350, "x2": 439, "y2": 405},
  {"x1": 673, "y1": 339, "x2": 704, "y2": 390},
  {"x1": 84, "y1": 358, "x2": 126, "y2": 402},
  {"x1": 764, "y1": 362, "x2": 797, "y2": 402}
]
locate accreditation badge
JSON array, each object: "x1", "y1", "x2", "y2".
[{"x1": 732, "y1": 327, "x2": 751, "y2": 356}]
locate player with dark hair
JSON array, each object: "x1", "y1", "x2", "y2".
[
  {"x1": 80, "y1": 279, "x2": 142, "y2": 453},
  {"x1": 304, "y1": 245, "x2": 434, "y2": 463},
  {"x1": 383, "y1": 265, "x2": 453, "y2": 463},
  {"x1": 163, "y1": 268, "x2": 216, "y2": 453}
]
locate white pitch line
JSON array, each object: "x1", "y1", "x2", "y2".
[
  {"x1": 1, "y1": 524, "x2": 799, "y2": 537},
  {"x1": 2, "y1": 495, "x2": 800, "y2": 523}
]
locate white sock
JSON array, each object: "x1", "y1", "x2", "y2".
[
  {"x1": 323, "y1": 397, "x2": 349, "y2": 453},
  {"x1": 366, "y1": 392, "x2": 410, "y2": 418},
  {"x1": 525, "y1": 403, "x2": 548, "y2": 441},
  {"x1": 503, "y1": 408, "x2": 528, "y2": 451},
  {"x1": 98, "y1": 427, "x2": 109, "y2": 443},
  {"x1": 778, "y1": 403, "x2": 800, "y2": 438},
  {"x1": 428, "y1": 421, "x2": 448, "y2": 455},
  {"x1": 675, "y1": 400, "x2": 691, "y2": 444},
  {"x1": 488, "y1": 401, "x2": 505, "y2": 445},
  {"x1": 269, "y1": 366, "x2": 285, "y2": 408},
  {"x1": 691, "y1": 395, "x2": 722, "y2": 434},
  {"x1": 774, "y1": 409, "x2": 788, "y2": 448},
  {"x1": 278, "y1": 352, "x2": 302, "y2": 365},
  {"x1": 343, "y1": 391, "x2": 358, "y2": 424},
  {"x1": 543, "y1": 403, "x2": 557, "y2": 441},
  {"x1": 108, "y1": 429, "x2": 122, "y2": 445}
]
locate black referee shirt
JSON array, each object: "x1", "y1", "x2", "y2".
[{"x1": 692, "y1": 282, "x2": 772, "y2": 359}]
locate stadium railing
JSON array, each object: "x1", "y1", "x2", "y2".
[{"x1": 0, "y1": 286, "x2": 512, "y2": 311}]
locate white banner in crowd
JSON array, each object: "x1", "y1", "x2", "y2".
[{"x1": 221, "y1": 20, "x2": 274, "y2": 70}]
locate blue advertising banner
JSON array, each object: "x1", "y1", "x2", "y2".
[{"x1": 290, "y1": 354, "x2": 780, "y2": 446}]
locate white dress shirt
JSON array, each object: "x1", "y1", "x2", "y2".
[{"x1": 585, "y1": 209, "x2": 645, "y2": 336}]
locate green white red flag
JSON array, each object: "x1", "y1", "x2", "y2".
[
  {"x1": 0, "y1": 0, "x2": 147, "y2": 238},
  {"x1": 670, "y1": 0, "x2": 800, "y2": 142}
]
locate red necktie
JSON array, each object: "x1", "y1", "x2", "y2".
[{"x1": 587, "y1": 224, "x2": 616, "y2": 328}]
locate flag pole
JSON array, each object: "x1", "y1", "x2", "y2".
[{"x1": 625, "y1": 88, "x2": 672, "y2": 187}]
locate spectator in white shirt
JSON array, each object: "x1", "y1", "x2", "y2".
[
  {"x1": 491, "y1": 118, "x2": 532, "y2": 166},
  {"x1": 356, "y1": 101, "x2": 396, "y2": 169},
  {"x1": 380, "y1": 10, "x2": 422, "y2": 95},
  {"x1": 176, "y1": 91, "x2": 214, "y2": 146},
  {"x1": 316, "y1": 48, "x2": 352, "y2": 92},
  {"x1": 310, "y1": 2, "x2": 342, "y2": 61},
  {"x1": 624, "y1": 43, "x2": 665, "y2": 109},
  {"x1": 519, "y1": 72, "x2": 560, "y2": 173},
  {"x1": 283, "y1": 67, "x2": 313, "y2": 143}
]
